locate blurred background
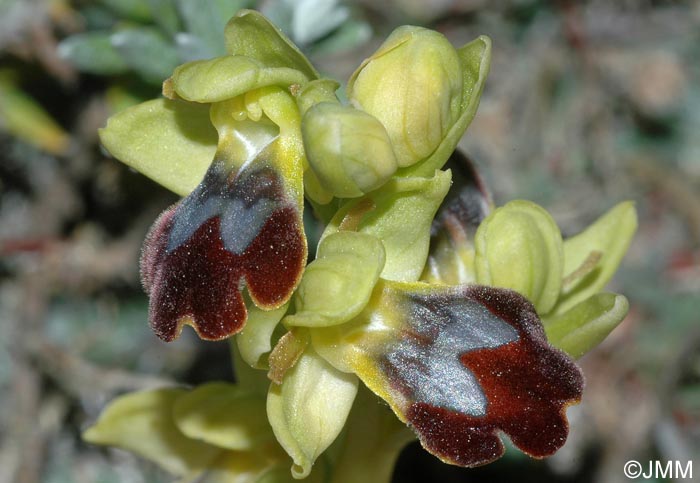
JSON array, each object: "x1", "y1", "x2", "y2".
[{"x1": 1, "y1": 1, "x2": 698, "y2": 482}]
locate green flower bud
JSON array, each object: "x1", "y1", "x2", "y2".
[
  {"x1": 348, "y1": 26, "x2": 463, "y2": 168},
  {"x1": 302, "y1": 102, "x2": 398, "y2": 198},
  {"x1": 474, "y1": 200, "x2": 564, "y2": 314}
]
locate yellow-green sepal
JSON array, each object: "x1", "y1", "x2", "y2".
[
  {"x1": 554, "y1": 201, "x2": 638, "y2": 315},
  {"x1": 544, "y1": 292, "x2": 629, "y2": 358},
  {"x1": 475, "y1": 200, "x2": 564, "y2": 313},
  {"x1": 267, "y1": 347, "x2": 358, "y2": 479},
  {"x1": 286, "y1": 231, "x2": 385, "y2": 328},
  {"x1": 323, "y1": 170, "x2": 451, "y2": 282},
  {"x1": 399, "y1": 35, "x2": 491, "y2": 178},
  {"x1": 99, "y1": 98, "x2": 217, "y2": 196},
  {"x1": 237, "y1": 300, "x2": 289, "y2": 369},
  {"x1": 224, "y1": 10, "x2": 319, "y2": 80},
  {"x1": 167, "y1": 55, "x2": 309, "y2": 104},
  {"x1": 83, "y1": 388, "x2": 220, "y2": 478},
  {"x1": 172, "y1": 382, "x2": 274, "y2": 451}
]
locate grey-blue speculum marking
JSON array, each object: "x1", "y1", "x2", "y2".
[
  {"x1": 382, "y1": 295, "x2": 519, "y2": 416},
  {"x1": 167, "y1": 161, "x2": 287, "y2": 255}
]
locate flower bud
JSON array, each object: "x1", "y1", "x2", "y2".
[
  {"x1": 302, "y1": 102, "x2": 398, "y2": 198},
  {"x1": 474, "y1": 200, "x2": 563, "y2": 314},
  {"x1": 348, "y1": 26, "x2": 463, "y2": 168}
]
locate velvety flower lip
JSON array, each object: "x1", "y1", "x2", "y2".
[
  {"x1": 313, "y1": 281, "x2": 583, "y2": 468},
  {"x1": 401, "y1": 286, "x2": 584, "y2": 467},
  {"x1": 141, "y1": 156, "x2": 305, "y2": 342}
]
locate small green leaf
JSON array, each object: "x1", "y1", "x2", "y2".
[
  {"x1": 554, "y1": 201, "x2": 638, "y2": 315},
  {"x1": 400, "y1": 35, "x2": 492, "y2": 178},
  {"x1": 475, "y1": 200, "x2": 563, "y2": 313},
  {"x1": 309, "y1": 19, "x2": 372, "y2": 57},
  {"x1": 324, "y1": 170, "x2": 451, "y2": 282},
  {"x1": 98, "y1": 0, "x2": 153, "y2": 22},
  {"x1": 177, "y1": 0, "x2": 249, "y2": 57},
  {"x1": 99, "y1": 97, "x2": 216, "y2": 196},
  {"x1": 81, "y1": 5, "x2": 119, "y2": 29},
  {"x1": 286, "y1": 231, "x2": 385, "y2": 327},
  {"x1": 267, "y1": 347, "x2": 358, "y2": 479},
  {"x1": 147, "y1": 0, "x2": 181, "y2": 36},
  {"x1": 169, "y1": 55, "x2": 309, "y2": 103},
  {"x1": 83, "y1": 388, "x2": 220, "y2": 477},
  {"x1": 291, "y1": 0, "x2": 349, "y2": 46},
  {"x1": 111, "y1": 27, "x2": 180, "y2": 84},
  {"x1": 0, "y1": 72, "x2": 70, "y2": 155},
  {"x1": 58, "y1": 32, "x2": 129, "y2": 75},
  {"x1": 174, "y1": 32, "x2": 212, "y2": 62},
  {"x1": 224, "y1": 9, "x2": 319, "y2": 80},
  {"x1": 544, "y1": 292, "x2": 629, "y2": 358},
  {"x1": 173, "y1": 382, "x2": 273, "y2": 451}
]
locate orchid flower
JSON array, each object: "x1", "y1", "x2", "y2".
[
  {"x1": 101, "y1": 10, "x2": 315, "y2": 341},
  {"x1": 85, "y1": 10, "x2": 636, "y2": 482},
  {"x1": 425, "y1": 151, "x2": 637, "y2": 358}
]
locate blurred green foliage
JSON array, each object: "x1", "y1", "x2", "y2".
[
  {"x1": 58, "y1": 0, "x2": 370, "y2": 88},
  {"x1": 0, "y1": 1, "x2": 699, "y2": 482}
]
